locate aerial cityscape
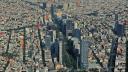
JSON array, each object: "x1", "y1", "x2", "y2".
[{"x1": 0, "y1": 0, "x2": 128, "y2": 72}]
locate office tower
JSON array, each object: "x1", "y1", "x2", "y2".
[
  {"x1": 61, "y1": 23, "x2": 66, "y2": 36},
  {"x1": 73, "y1": 29, "x2": 81, "y2": 40},
  {"x1": 51, "y1": 4, "x2": 56, "y2": 18},
  {"x1": 45, "y1": 35, "x2": 52, "y2": 49},
  {"x1": 113, "y1": 14, "x2": 125, "y2": 37},
  {"x1": 48, "y1": 30, "x2": 56, "y2": 43},
  {"x1": 53, "y1": 30, "x2": 56, "y2": 42},
  {"x1": 74, "y1": 22, "x2": 78, "y2": 29},
  {"x1": 59, "y1": 41, "x2": 62, "y2": 64},
  {"x1": 80, "y1": 39, "x2": 89, "y2": 69},
  {"x1": 51, "y1": 39, "x2": 59, "y2": 64},
  {"x1": 66, "y1": 20, "x2": 74, "y2": 37},
  {"x1": 71, "y1": 37, "x2": 80, "y2": 54},
  {"x1": 39, "y1": 2, "x2": 47, "y2": 9}
]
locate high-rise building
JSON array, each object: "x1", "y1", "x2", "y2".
[
  {"x1": 47, "y1": 30, "x2": 57, "y2": 43},
  {"x1": 80, "y1": 39, "x2": 89, "y2": 69},
  {"x1": 59, "y1": 41, "x2": 62, "y2": 64},
  {"x1": 53, "y1": 30, "x2": 56, "y2": 42},
  {"x1": 51, "y1": 4, "x2": 56, "y2": 18},
  {"x1": 66, "y1": 20, "x2": 74, "y2": 37},
  {"x1": 45, "y1": 35, "x2": 52, "y2": 49},
  {"x1": 50, "y1": 39, "x2": 59, "y2": 64},
  {"x1": 71, "y1": 37, "x2": 80, "y2": 54},
  {"x1": 73, "y1": 29, "x2": 81, "y2": 40}
]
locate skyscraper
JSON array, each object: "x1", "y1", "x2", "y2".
[
  {"x1": 73, "y1": 29, "x2": 81, "y2": 40},
  {"x1": 45, "y1": 35, "x2": 52, "y2": 49},
  {"x1": 59, "y1": 41, "x2": 62, "y2": 64},
  {"x1": 80, "y1": 39, "x2": 89, "y2": 69}
]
